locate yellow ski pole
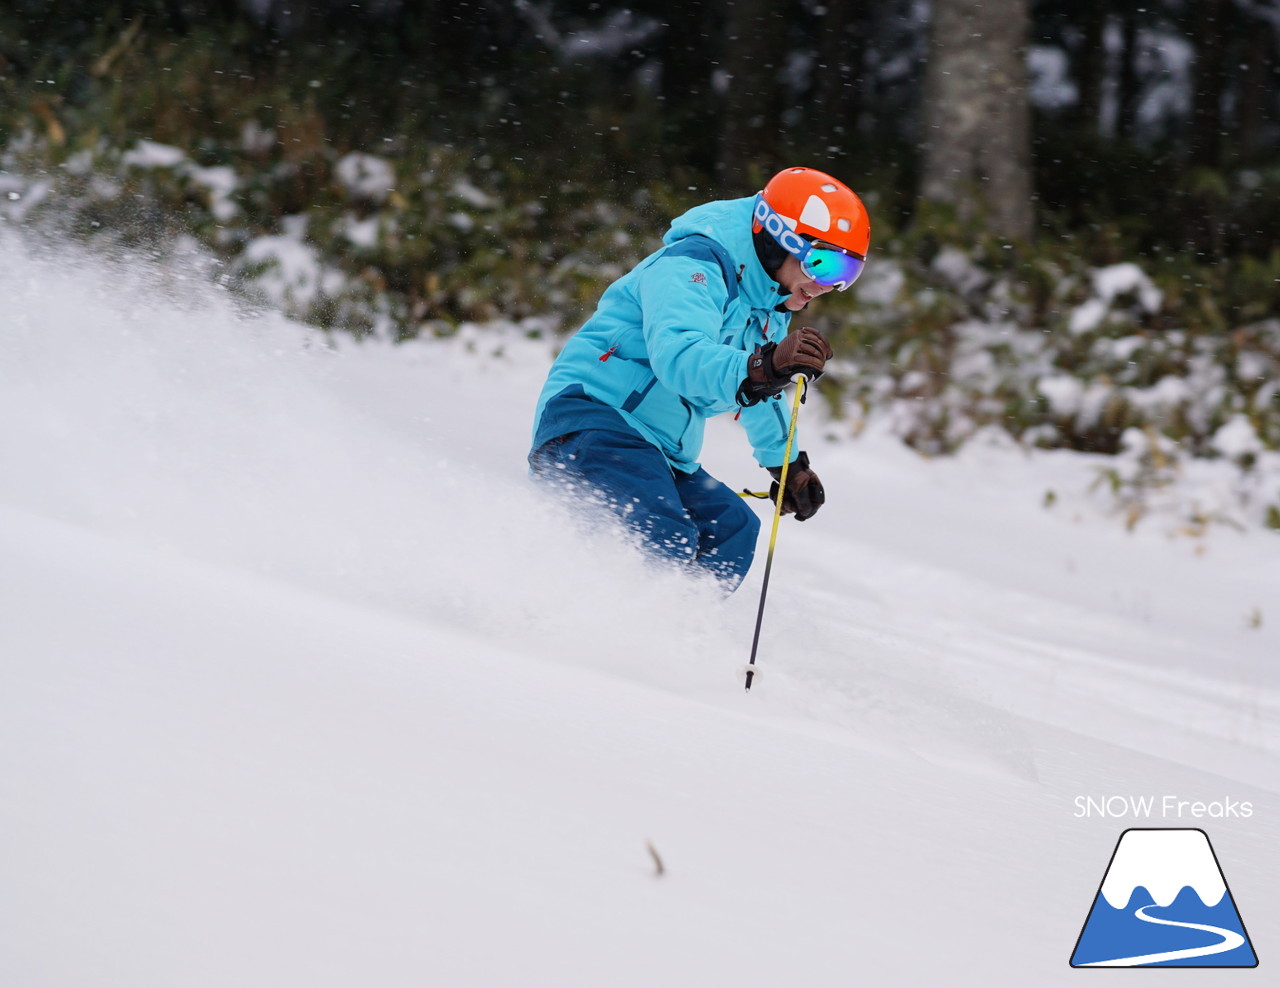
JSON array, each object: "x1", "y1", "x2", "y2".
[{"x1": 745, "y1": 374, "x2": 807, "y2": 691}]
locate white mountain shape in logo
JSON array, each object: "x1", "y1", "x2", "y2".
[
  {"x1": 1101, "y1": 829, "x2": 1226, "y2": 908},
  {"x1": 1071, "y1": 828, "x2": 1257, "y2": 968}
]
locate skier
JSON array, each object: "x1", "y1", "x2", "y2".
[{"x1": 529, "y1": 166, "x2": 871, "y2": 591}]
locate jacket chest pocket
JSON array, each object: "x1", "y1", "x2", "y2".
[
  {"x1": 729, "y1": 312, "x2": 771, "y2": 349},
  {"x1": 720, "y1": 303, "x2": 756, "y2": 348}
]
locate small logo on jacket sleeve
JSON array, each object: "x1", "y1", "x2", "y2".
[{"x1": 689, "y1": 272, "x2": 707, "y2": 285}]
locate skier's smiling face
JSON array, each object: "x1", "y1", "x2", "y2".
[{"x1": 776, "y1": 256, "x2": 835, "y2": 311}]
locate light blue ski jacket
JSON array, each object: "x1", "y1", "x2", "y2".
[{"x1": 531, "y1": 196, "x2": 798, "y2": 473}]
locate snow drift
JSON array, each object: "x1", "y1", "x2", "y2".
[{"x1": 2, "y1": 229, "x2": 1277, "y2": 986}]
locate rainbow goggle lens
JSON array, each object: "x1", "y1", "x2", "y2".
[
  {"x1": 800, "y1": 242, "x2": 864, "y2": 290},
  {"x1": 753, "y1": 193, "x2": 866, "y2": 291}
]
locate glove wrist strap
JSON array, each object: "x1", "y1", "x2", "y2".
[{"x1": 737, "y1": 342, "x2": 785, "y2": 407}]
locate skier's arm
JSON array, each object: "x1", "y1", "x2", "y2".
[
  {"x1": 634, "y1": 257, "x2": 749, "y2": 407},
  {"x1": 739, "y1": 397, "x2": 797, "y2": 468}
]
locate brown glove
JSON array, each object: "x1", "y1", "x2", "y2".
[
  {"x1": 766, "y1": 451, "x2": 825, "y2": 521},
  {"x1": 737, "y1": 327, "x2": 833, "y2": 406}
]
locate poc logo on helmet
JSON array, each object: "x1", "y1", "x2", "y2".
[{"x1": 754, "y1": 196, "x2": 807, "y2": 256}]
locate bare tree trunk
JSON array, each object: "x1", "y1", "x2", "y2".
[
  {"x1": 1115, "y1": 10, "x2": 1141, "y2": 141},
  {"x1": 659, "y1": 2, "x2": 722, "y2": 176},
  {"x1": 716, "y1": 0, "x2": 786, "y2": 191},
  {"x1": 811, "y1": 3, "x2": 869, "y2": 145},
  {"x1": 1074, "y1": 0, "x2": 1108, "y2": 137},
  {"x1": 1236, "y1": 14, "x2": 1275, "y2": 160},
  {"x1": 918, "y1": 0, "x2": 1034, "y2": 240},
  {"x1": 1189, "y1": 0, "x2": 1230, "y2": 168}
]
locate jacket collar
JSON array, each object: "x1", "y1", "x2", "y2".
[{"x1": 662, "y1": 197, "x2": 792, "y2": 312}]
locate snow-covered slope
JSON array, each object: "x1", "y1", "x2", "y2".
[{"x1": 2, "y1": 231, "x2": 1277, "y2": 986}]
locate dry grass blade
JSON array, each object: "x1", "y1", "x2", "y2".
[{"x1": 645, "y1": 840, "x2": 665, "y2": 878}]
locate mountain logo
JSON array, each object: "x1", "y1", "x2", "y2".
[{"x1": 1070, "y1": 828, "x2": 1258, "y2": 968}]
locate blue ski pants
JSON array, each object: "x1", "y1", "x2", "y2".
[{"x1": 530, "y1": 427, "x2": 761, "y2": 591}]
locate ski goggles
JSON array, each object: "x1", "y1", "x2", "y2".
[
  {"x1": 799, "y1": 240, "x2": 864, "y2": 291},
  {"x1": 753, "y1": 193, "x2": 865, "y2": 291}
]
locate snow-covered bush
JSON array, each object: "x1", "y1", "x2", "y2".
[
  {"x1": 817, "y1": 212, "x2": 1280, "y2": 531},
  {"x1": 4, "y1": 122, "x2": 1277, "y2": 532},
  {"x1": 1, "y1": 131, "x2": 652, "y2": 338}
]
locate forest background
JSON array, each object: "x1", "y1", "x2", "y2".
[{"x1": 3, "y1": 0, "x2": 1279, "y2": 528}]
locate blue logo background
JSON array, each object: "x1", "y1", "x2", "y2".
[{"x1": 1070, "y1": 829, "x2": 1258, "y2": 968}]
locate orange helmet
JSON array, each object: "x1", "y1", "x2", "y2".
[{"x1": 754, "y1": 166, "x2": 871, "y2": 259}]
